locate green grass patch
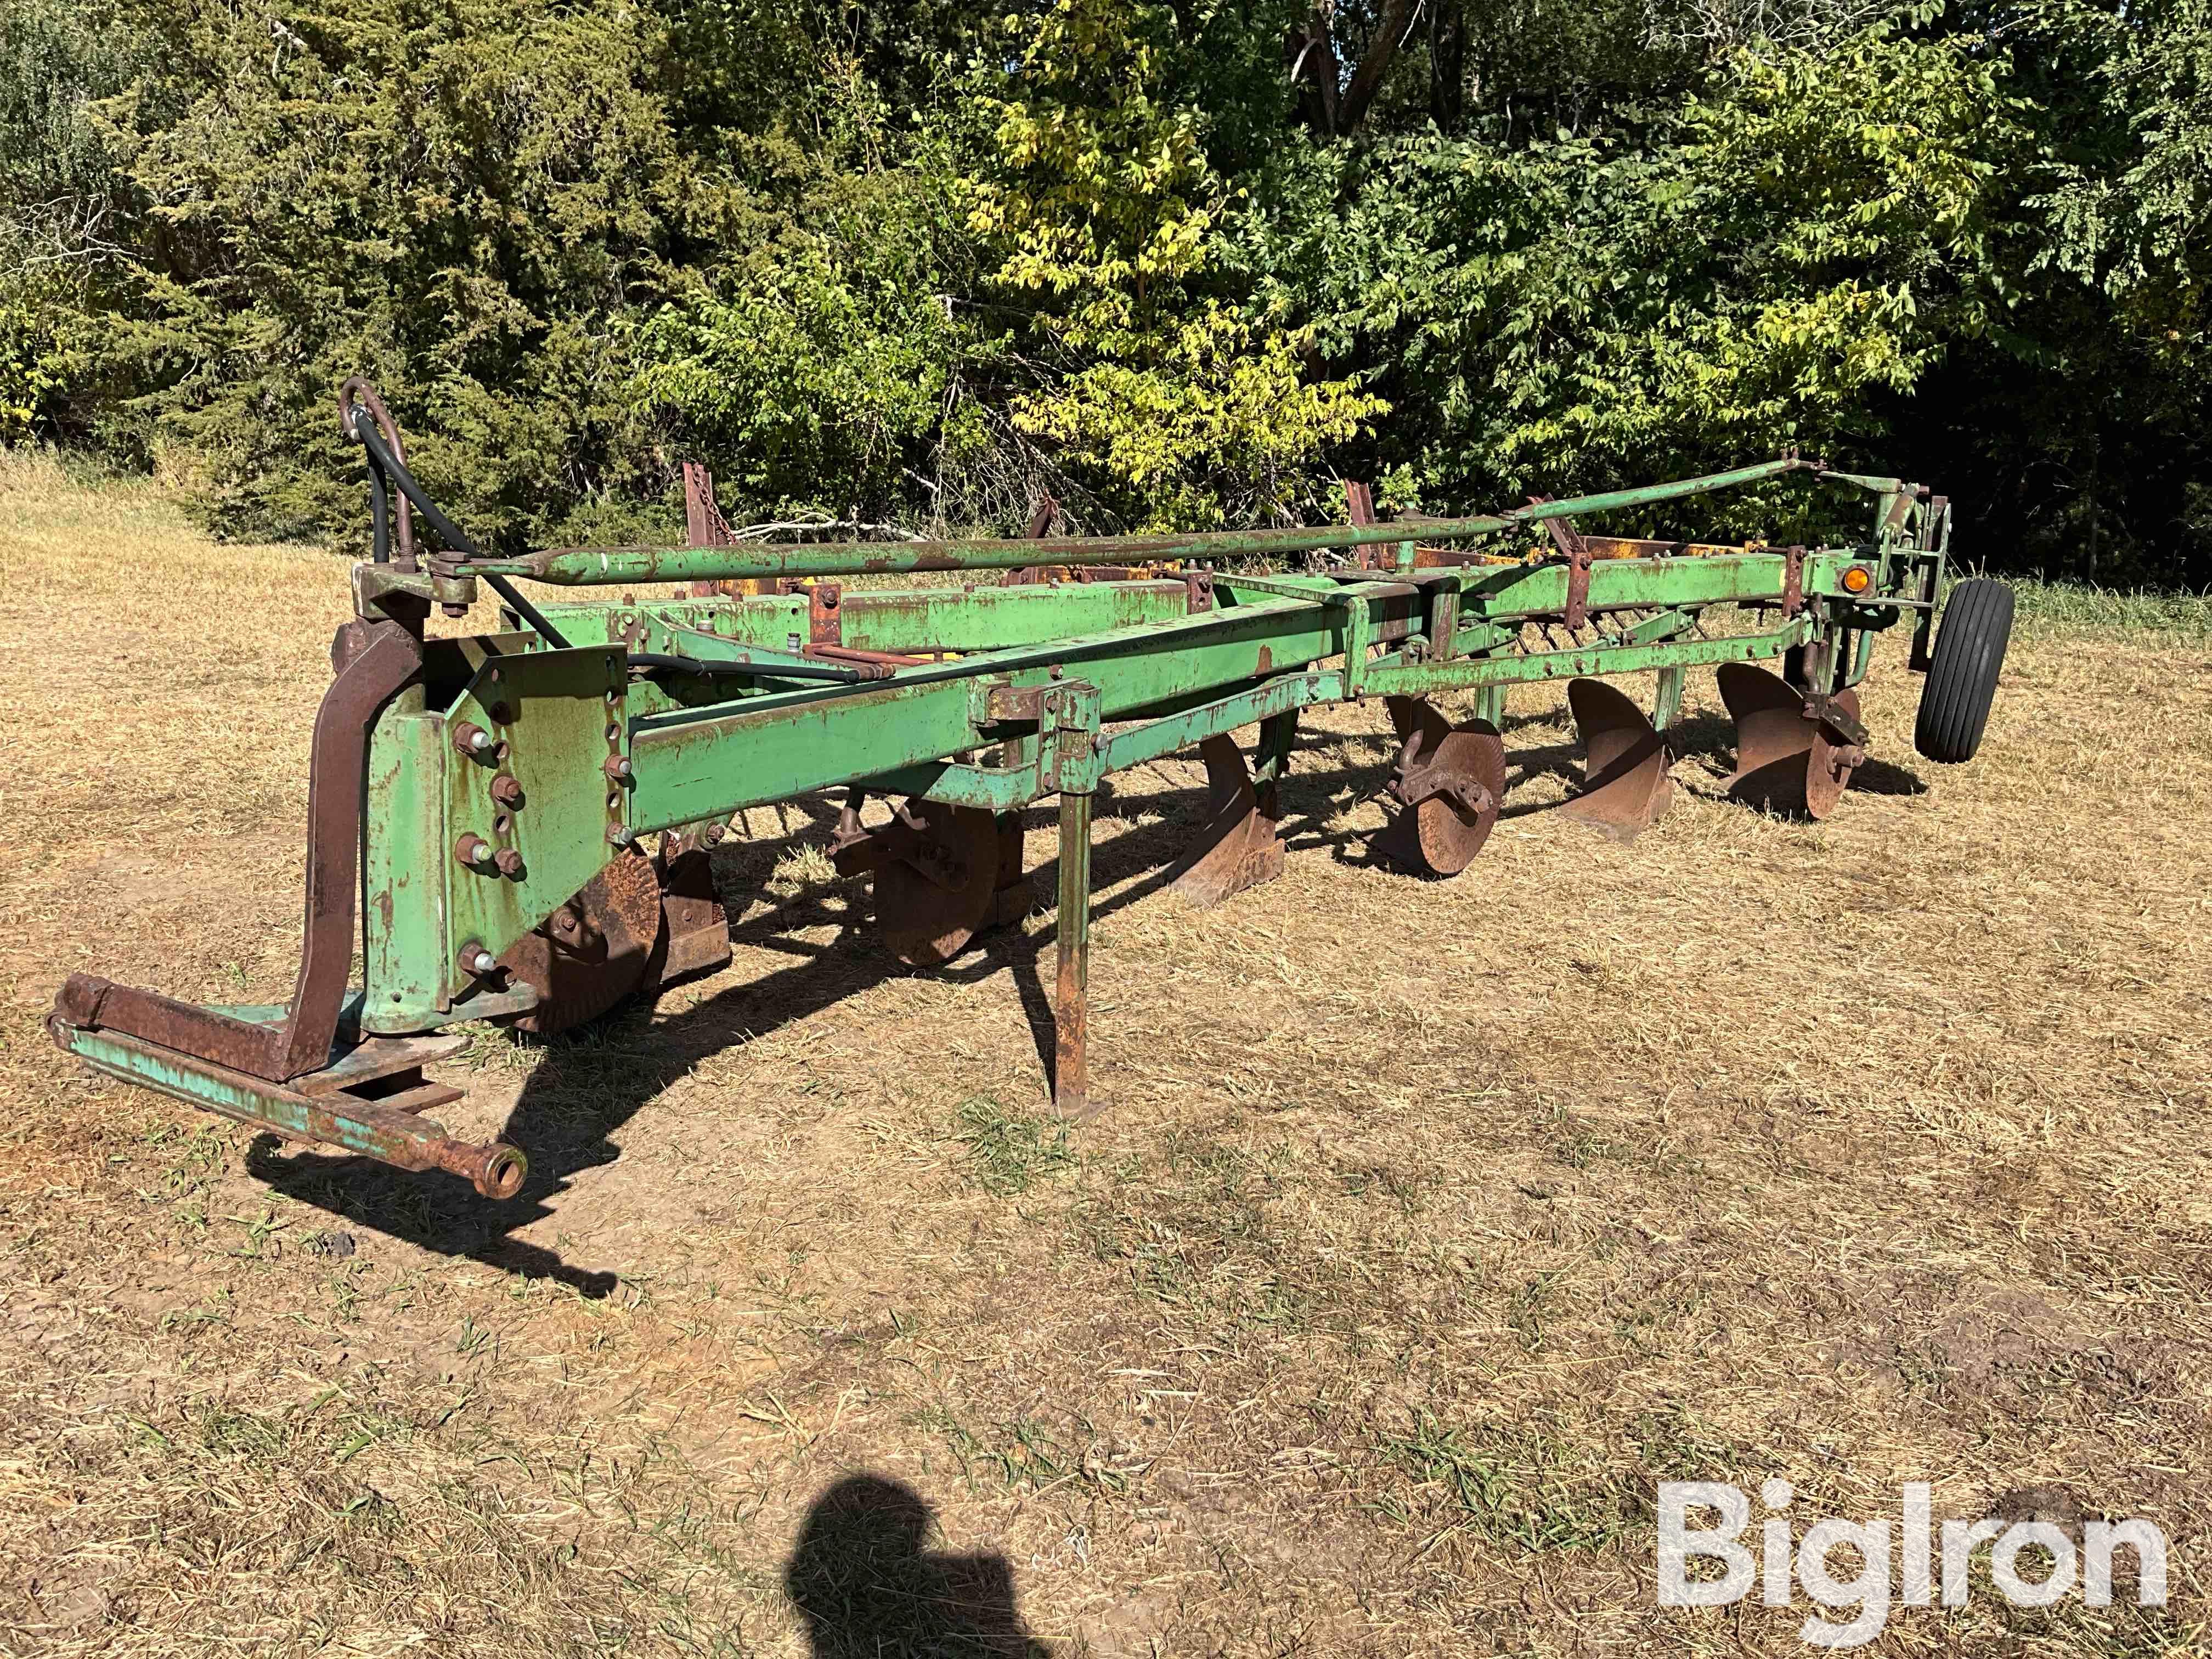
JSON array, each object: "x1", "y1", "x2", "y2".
[
  {"x1": 1977, "y1": 574, "x2": 2212, "y2": 643},
  {"x1": 955, "y1": 1096, "x2": 1075, "y2": 1195}
]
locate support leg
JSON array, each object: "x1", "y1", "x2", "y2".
[
  {"x1": 1254, "y1": 710, "x2": 1297, "y2": 820},
  {"x1": 1474, "y1": 685, "x2": 1507, "y2": 731},
  {"x1": 1652, "y1": 665, "x2": 1685, "y2": 749},
  {"x1": 1053, "y1": 787, "x2": 1093, "y2": 1118}
]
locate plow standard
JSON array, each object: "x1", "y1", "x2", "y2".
[{"x1": 49, "y1": 383, "x2": 2013, "y2": 1198}]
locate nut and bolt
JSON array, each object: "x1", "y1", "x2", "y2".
[
  {"x1": 602, "y1": 754, "x2": 633, "y2": 781},
  {"x1": 493, "y1": 847, "x2": 524, "y2": 877},
  {"x1": 458, "y1": 941, "x2": 498, "y2": 977},
  {"x1": 452, "y1": 721, "x2": 494, "y2": 756},
  {"x1": 606, "y1": 823, "x2": 632, "y2": 847},
  {"x1": 454, "y1": 833, "x2": 494, "y2": 867},
  {"x1": 702, "y1": 822, "x2": 726, "y2": 847},
  {"x1": 489, "y1": 774, "x2": 525, "y2": 806},
  {"x1": 550, "y1": 907, "x2": 582, "y2": 939}
]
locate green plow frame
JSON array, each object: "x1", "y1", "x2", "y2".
[{"x1": 52, "y1": 399, "x2": 1992, "y2": 1199}]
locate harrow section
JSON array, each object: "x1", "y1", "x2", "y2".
[{"x1": 48, "y1": 382, "x2": 2014, "y2": 1196}]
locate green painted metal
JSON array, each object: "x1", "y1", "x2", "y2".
[
  {"x1": 363, "y1": 695, "x2": 448, "y2": 1032},
  {"x1": 68, "y1": 1026, "x2": 430, "y2": 1167},
  {"x1": 440, "y1": 645, "x2": 629, "y2": 977},
  {"x1": 56, "y1": 443, "x2": 1972, "y2": 1197},
  {"x1": 1099, "y1": 672, "x2": 1340, "y2": 777},
  {"x1": 470, "y1": 457, "x2": 1824, "y2": 585},
  {"x1": 1364, "y1": 616, "x2": 1813, "y2": 697},
  {"x1": 1652, "y1": 664, "x2": 1686, "y2": 733}
]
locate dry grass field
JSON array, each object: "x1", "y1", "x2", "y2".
[{"x1": 2, "y1": 449, "x2": 2209, "y2": 1657}]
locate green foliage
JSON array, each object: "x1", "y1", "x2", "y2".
[
  {"x1": 18, "y1": 0, "x2": 752, "y2": 547},
  {"x1": 0, "y1": 0, "x2": 2204, "y2": 578},
  {"x1": 966, "y1": 0, "x2": 1384, "y2": 527},
  {"x1": 0, "y1": 0, "x2": 155, "y2": 439},
  {"x1": 1243, "y1": 20, "x2": 2012, "y2": 538},
  {"x1": 633, "y1": 167, "x2": 990, "y2": 525}
]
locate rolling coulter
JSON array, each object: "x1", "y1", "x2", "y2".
[{"x1": 48, "y1": 383, "x2": 2014, "y2": 1199}]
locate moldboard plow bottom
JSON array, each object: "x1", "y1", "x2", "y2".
[{"x1": 48, "y1": 380, "x2": 2016, "y2": 1197}]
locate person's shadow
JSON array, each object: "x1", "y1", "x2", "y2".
[{"x1": 786, "y1": 1476, "x2": 1051, "y2": 1657}]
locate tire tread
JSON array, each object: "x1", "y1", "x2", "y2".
[{"x1": 1914, "y1": 578, "x2": 2014, "y2": 764}]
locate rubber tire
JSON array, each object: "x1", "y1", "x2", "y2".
[{"x1": 1914, "y1": 578, "x2": 2014, "y2": 764}]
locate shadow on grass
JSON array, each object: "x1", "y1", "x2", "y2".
[
  {"x1": 244, "y1": 717, "x2": 1920, "y2": 1286},
  {"x1": 786, "y1": 1475, "x2": 1049, "y2": 1658},
  {"x1": 244, "y1": 758, "x2": 1384, "y2": 1289}
]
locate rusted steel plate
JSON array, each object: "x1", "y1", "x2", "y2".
[
  {"x1": 496, "y1": 849, "x2": 665, "y2": 1033},
  {"x1": 1557, "y1": 677, "x2": 1674, "y2": 842},
  {"x1": 1166, "y1": 735, "x2": 1285, "y2": 907},
  {"x1": 1375, "y1": 697, "x2": 1505, "y2": 877},
  {"x1": 876, "y1": 802, "x2": 1001, "y2": 966}
]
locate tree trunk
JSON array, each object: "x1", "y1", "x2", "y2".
[
  {"x1": 1429, "y1": 0, "x2": 1465, "y2": 132},
  {"x1": 1336, "y1": 0, "x2": 1413, "y2": 134}
]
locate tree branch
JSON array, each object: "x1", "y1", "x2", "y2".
[{"x1": 1336, "y1": 0, "x2": 1414, "y2": 134}]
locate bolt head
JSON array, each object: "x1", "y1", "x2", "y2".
[
  {"x1": 493, "y1": 848, "x2": 524, "y2": 877},
  {"x1": 607, "y1": 823, "x2": 631, "y2": 847},
  {"x1": 466, "y1": 949, "x2": 495, "y2": 974},
  {"x1": 490, "y1": 775, "x2": 524, "y2": 806}
]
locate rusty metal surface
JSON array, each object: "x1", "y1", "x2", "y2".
[
  {"x1": 49, "y1": 618, "x2": 422, "y2": 1081},
  {"x1": 1556, "y1": 677, "x2": 1674, "y2": 842},
  {"x1": 1166, "y1": 735, "x2": 1286, "y2": 907},
  {"x1": 295, "y1": 1030, "x2": 471, "y2": 1098},
  {"x1": 876, "y1": 802, "x2": 1001, "y2": 967},
  {"x1": 496, "y1": 848, "x2": 665, "y2": 1033},
  {"x1": 494, "y1": 457, "x2": 1824, "y2": 585},
  {"x1": 1719, "y1": 662, "x2": 1863, "y2": 819},
  {"x1": 338, "y1": 378, "x2": 416, "y2": 571},
  {"x1": 656, "y1": 833, "x2": 732, "y2": 984},
  {"x1": 1375, "y1": 698, "x2": 1505, "y2": 876},
  {"x1": 55, "y1": 1020, "x2": 528, "y2": 1200}
]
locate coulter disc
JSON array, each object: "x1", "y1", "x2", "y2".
[
  {"x1": 1375, "y1": 697, "x2": 1506, "y2": 878},
  {"x1": 876, "y1": 802, "x2": 1001, "y2": 967},
  {"x1": 1719, "y1": 662, "x2": 1861, "y2": 820},
  {"x1": 1557, "y1": 677, "x2": 1673, "y2": 842},
  {"x1": 1167, "y1": 734, "x2": 1285, "y2": 907},
  {"x1": 498, "y1": 849, "x2": 666, "y2": 1034}
]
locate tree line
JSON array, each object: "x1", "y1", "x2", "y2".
[{"x1": 4, "y1": 0, "x2": 2206, "y2": 582}]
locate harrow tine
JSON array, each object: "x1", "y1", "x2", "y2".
[
  {"x1": 1375, "y1": 698, "x2": 1506, "y2": 877},
  {"x1": 1167, "y1": 734, "x2": 1286, "y2": 907},
  {"x1": 1718, "y1": 662, "x2": 1861, "y2": 819},
  {"x1": 1556, "y1": 676, "x2": 1674, "y2": 842}
]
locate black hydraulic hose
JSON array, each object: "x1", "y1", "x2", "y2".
[
  {"x1": 481, "y1": 574, "x2": 571, "y2": 652},
  {"x1": 366, "y1": 461, "x2": 392, "y2": 565},
  {"x1": 627, "y1": 651, "x2": 871, "y2": 685},
  {"x1": 338, "y1": 377, "x2": 415, "y2": 569},
  {"x1": 347, "y1": 413, "x2": 572, "y2": 650}
]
